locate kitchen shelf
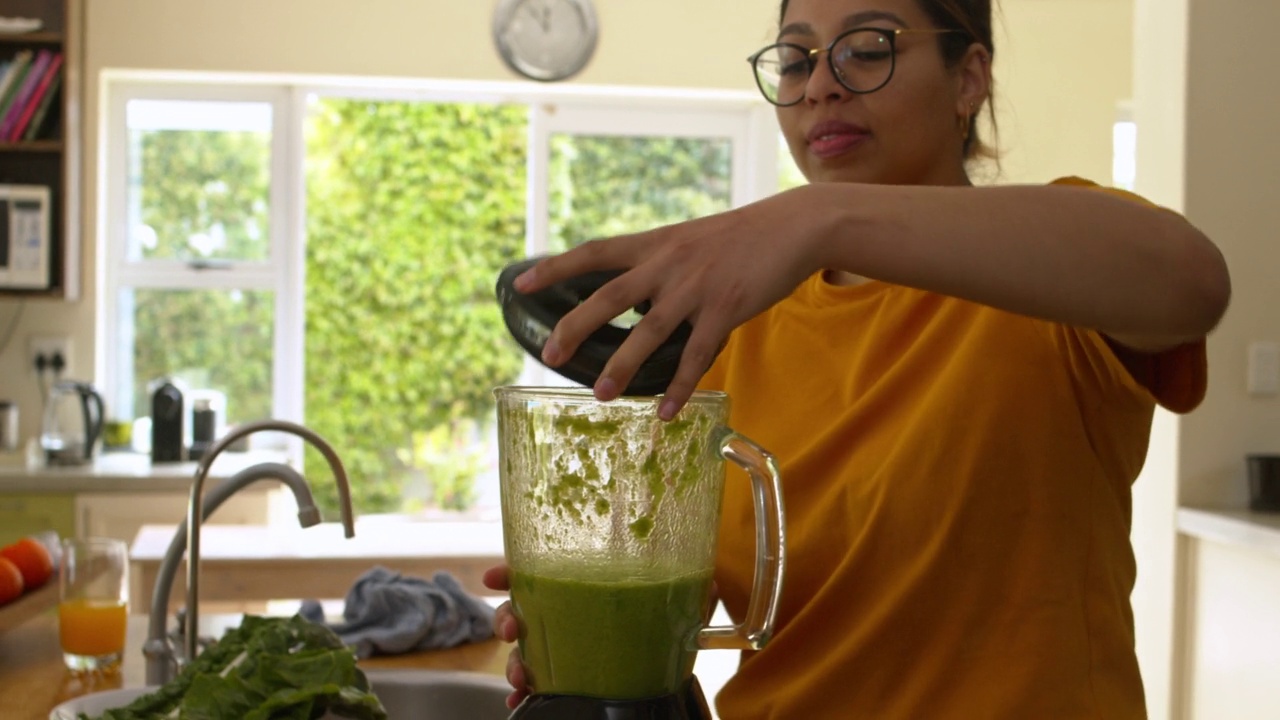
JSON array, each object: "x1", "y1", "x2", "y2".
[
  {"x1": 0, "y1": 139, "x2": 60, "y2": 152},
  {"x1": 0, "y1": 0, "x2": 82, "y2": 300},
  {"x1": 0, "y1": 31, "x2": 62, "y2": 44}
]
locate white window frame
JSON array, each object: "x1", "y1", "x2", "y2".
[
  {"x1": 102, "y1": 83, "x2": 302, "y2": 440},
  {"x1": 101, "y1": 74, "x2": 778, "y2": 459}
]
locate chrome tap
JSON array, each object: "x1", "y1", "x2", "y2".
[{"x1": 142, "y1": 420, "x2": 355, "y2": 685}]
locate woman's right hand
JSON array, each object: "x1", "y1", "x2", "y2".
[{"x1": 483, "y1": 564, "x2": 531, "y2": 710}]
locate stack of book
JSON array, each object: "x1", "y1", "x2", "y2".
[{"x1": 0, "y1": 48, "x2": 64, "y2": 143}]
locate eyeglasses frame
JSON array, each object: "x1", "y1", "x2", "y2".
[{"x1": 748, "y1": 27, "x2": 966, "y2": 107}]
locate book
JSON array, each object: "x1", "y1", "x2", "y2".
[
  {"x1": 0, "y1": 48, "x2": 51, "y2": 139},
  {"x1": 9, "y1": 52, "x2": 61, "y2": 141},
  {"x1": 0, "y1": 50, "x2": 33, "y2": 122},
  {"x1": 21, "y1": 69, "x2": 60, "y2": 141}
]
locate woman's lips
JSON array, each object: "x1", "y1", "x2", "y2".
[{"x1": 807, "y1": 121, "x2": 869, "y2": 159}]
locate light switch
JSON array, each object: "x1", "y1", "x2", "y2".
[{"x1": 1247, "y1": 341, "x2": 1280, "y2": 396}]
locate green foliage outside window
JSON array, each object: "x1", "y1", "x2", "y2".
[
  {"x1": 130, "y1": 98, "x2": 754, "y2": 520},
  {"x1": 303, "y1": 100, "x2": 528, "y2": 516}
]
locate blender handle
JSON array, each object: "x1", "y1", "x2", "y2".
[{"x1": 697, "y1": 427, "x2": 786, "y2": 651}]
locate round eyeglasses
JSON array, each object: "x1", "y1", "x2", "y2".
[{"x1": 748, "y1": 27, "x2": 963, "y2": 107}]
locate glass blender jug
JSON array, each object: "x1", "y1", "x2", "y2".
[{"x1": 496, "y1": 387, "x2": 785, "y2": 719}]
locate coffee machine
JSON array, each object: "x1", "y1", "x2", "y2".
[{"x1": 149, "y1": 378, "x2": 187, "y2": 463}]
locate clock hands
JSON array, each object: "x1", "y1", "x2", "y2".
[{"x1": 520, "y1": 0, "x2": 552, "y2": 33}]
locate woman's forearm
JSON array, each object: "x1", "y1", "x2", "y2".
[{"x1": 799, "y1": 182, "x2": 1231, "y2": 349}]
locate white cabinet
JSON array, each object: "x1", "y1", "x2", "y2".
[{"x1": 75, "y1": 488, "x2": 271, "y2": 546}]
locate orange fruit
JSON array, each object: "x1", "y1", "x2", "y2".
[
  {"x1": 0, "y1": 557, "x2": 23, "y2": 605},
  {"x1": 0, "y1": 537, "x2": 54, "y2": 590}
]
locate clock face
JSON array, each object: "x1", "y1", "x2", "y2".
[{"x1": 493, "y1": 0, "x2": 599, "y2": 82}]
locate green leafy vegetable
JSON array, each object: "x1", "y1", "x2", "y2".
[{"x1": 81, "y1": 614, "x2": 386, "y2": 720}]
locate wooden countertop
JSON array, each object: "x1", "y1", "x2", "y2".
[{"x1": 0, "y1": 607, "x2": 509, "y2": 720}]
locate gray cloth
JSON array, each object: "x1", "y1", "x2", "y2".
[{"x1": 299, "y1": 566, "x2": 495, "y2": 659}]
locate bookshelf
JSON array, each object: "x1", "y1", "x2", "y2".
[{"x1": 0, "y1": 0, "x2": 81, "y2": 299}]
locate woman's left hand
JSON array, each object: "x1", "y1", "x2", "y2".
[{"x1": 513, "y1": 187, "x2": 821, "y2": 419}]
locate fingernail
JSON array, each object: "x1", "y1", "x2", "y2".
[
  {"x1": 514, "y1": 269, "x2": 534, "y2": 291},
  {"x1": 596, "y1": 377, "x2": 618, "y2": 400},
  {"x1": 542, "y1": 339, "x2": 561, "y2": 365},
  {"x1": 658, "y1": 399, "x2": 678, "y2": 421}
]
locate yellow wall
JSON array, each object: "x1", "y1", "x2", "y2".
[{"x1": 0, "y1": 1, "x2": 1134, "y2": 451}]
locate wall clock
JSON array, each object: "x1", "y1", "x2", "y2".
[{"x1": 492, "y1": 0, "x2": 599, "y2": 82}]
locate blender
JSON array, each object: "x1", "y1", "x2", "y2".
[
  {"x1": 496, "y1": 388, "x2": 784, "y2": 719},
  {"x1": 494, "y1": 259, "x2": 785, "y2": 719}
]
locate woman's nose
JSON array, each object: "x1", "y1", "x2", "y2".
[{"x1": 804, "y1": 50, "x2": 851, "y2": 104}]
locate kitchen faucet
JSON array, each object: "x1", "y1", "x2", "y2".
[{"x1": 142, "y1": 420, "x2": 356, "y2": 685}]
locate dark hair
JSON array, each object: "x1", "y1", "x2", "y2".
[{"x1": 778, "y1": 0, "x2": 998, "y2": 160}]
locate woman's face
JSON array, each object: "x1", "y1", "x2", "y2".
[{"x1": 775, "y1": 0, "x2": 983, "y2": 186}]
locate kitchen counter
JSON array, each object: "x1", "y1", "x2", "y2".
[
  {"x1": 0, "y1": 450, "x2": 291, "y2": 493},
  {"x1": 130, "y1": 520, "x2": 506, "y2": 604},
  {"x1": 0, "y1": 607, "x2": 508, "y2": 720},
  {"x1": 1176, "y1": 506, "x2": 1280, "y2": 558}
]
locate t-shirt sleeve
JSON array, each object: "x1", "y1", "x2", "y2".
[{"x1": 1076, "y1": 327, "x2": 1207, "y2": 414}]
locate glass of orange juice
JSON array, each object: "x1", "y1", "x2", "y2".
[{"x1": 58, "y1": 537, "x2": 129, "y2": 674}]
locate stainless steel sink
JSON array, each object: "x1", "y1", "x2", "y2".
[{"x1": 334, "y1": 669, "x2": 511, "y2": 719}]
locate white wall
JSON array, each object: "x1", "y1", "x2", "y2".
[
  {"x1": 1133, "y1": 0, "x2": 1280, "y2": 716},
  {"x1": 1130, "y1": 1, "x2": 1191, "y2": 715},
  {"x1": 1178, "y1": 0, "x2": 1280, "y2": 507},
  {"x1": 1178, "y1": 0, "x2": 1280, "y2": 716}
]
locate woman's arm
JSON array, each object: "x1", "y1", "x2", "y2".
[
  {"x1": 806, "y1": 182, "x2": 1230, "y2": 351},
  {"x1": 519, "y1": 181, "x2": 1231, "y2": 418}
]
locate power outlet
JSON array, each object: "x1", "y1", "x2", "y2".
[{"x1": 28, "y1": 335, "x2": 72, "y2": 377}]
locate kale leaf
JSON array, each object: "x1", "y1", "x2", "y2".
[{"x1": 82, "y1": 614, "x2": 386, "y2": 720}]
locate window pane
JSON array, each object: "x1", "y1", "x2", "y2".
[
  {"x1": 548, "y1": 134, "x2": 733, "y2": 252},
  {"x1": 779, "y1": 132, "x2": 806, "y2": 190},
  {"x1": 303, "y1": 98, "x2": 528, "y2": 520},
  {"x1": 115, "y1": 288, "x2": 274, "y2": 430},
  {"x1": 126, "y1": 99, "x2": 272, "y2": 262}
]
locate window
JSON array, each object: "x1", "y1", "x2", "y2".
[
  {"x1": 105, "y1": 87, "x2": 295, "y2": 446},
  {"x1": 1112, "y1": 102, "x2": 1136, "y2": 192},
  {"x1": 104, "y1": 77, "x2": 780, "y2": 523}
]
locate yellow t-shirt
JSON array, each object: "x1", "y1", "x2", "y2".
[{"x1": 699, "y1": 179, "x2": 1207, "y2": 719}]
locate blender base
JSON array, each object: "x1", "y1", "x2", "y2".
[{"x1": 509, "y1": 676, "x2": 712, "y2": 719}]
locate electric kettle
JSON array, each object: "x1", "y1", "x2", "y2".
[{"x1": 40, "y1": 380, "x2": 106, "y2": 466}]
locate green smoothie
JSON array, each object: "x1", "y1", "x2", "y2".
[{"x1": 511, "y1": 566, "x2": 713, "y2": 699}]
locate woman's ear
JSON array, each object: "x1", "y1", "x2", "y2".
[{"x1": 956, "y1": 43, "x2": 992, "y2": 116}]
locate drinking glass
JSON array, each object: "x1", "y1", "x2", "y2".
[{"x1": 58, "y1": 538, "x2": 129, "y2": 674}]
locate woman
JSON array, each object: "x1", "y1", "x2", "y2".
[{"x1": 485, "y1": 0, "x2": 1231, "y2": 716}]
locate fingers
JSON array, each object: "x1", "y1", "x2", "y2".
[
  {"x1": 494, "y1": 601, "x2": 519, "y2": 642},
  {"x1": 481, "y1": 564, "x2": 511, "y2": 592},
  {"x1": 541, "y1": 270, "x2": 652, "y2": 376},
  {"x1": 654, "y1": 324, "x2": 727, "y2": 420},
  {"x1": 514, "y1": 236, "x2": 636, "y2": 294},
  {"x1": 505, "y1": 646, "x2": 530, "y2": 709}
]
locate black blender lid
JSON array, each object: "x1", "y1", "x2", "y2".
[{"x1": 495, "y1": 256, "x2": 699, "y2": 396}]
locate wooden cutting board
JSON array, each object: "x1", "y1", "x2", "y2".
[{"x1": 0, "y1": 581, "x2": 59, "y2": 635}]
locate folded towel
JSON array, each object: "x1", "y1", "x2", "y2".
[{"x1": 299, "y1": 566, "x2": 495, "y2": 658}]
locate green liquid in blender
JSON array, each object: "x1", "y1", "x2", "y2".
[{"x1": 511, "y1": 567, "x2": 713, "y2": 699}]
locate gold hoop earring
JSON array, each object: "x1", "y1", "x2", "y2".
[{"x1": 959, "y1": 102, "x2": 977, "y2": 142}]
